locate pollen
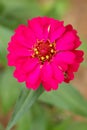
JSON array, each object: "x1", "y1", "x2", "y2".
[
  {"x1": 51, "y1": 49, "x2": 54, "y2": 53},
  {"x1": 34, "y1": 48, "x2": 37, "y2": 52},
  {"x1": 49, "y1": 43, "x2": 53, "y2": 47},
  {"x1": 32, "y1": 40, "x2": 56, "y2": 64},
  {"x1": 41, "y1": 56, "x2": 45, "y2": 61},
  {"x1": 46, "y1": 55, "x2": 49, "y2": 59},
  {"x1": 35, "y1": 51, "x2": 39, "y2": 55}
]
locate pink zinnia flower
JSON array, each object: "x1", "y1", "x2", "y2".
[{"x1": 7, "y1": 17, "x2": 84, "y2": 91}]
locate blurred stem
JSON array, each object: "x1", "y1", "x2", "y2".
[{"x1": 6, "y1": 85, "x2": 44, "y2": 130}]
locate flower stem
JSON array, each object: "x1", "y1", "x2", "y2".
[{"x1": 6, "y1": 85, "x2": 44, "y2": 130}]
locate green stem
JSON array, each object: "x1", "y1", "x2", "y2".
[{"x1": 6, "y1": 86, "x2": 44, "y2": 130}]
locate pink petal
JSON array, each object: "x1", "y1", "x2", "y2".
[
  {"x1": 41, "y1": 62, "x2": 52, "y2": 81},
  {"x1": 49, "y1": 18, "x2": 64, "y2": 33},
  {"x1": 41, "y1": 62, "x2": 59, "y2": 91},
  {"x1": 40, "y1": 16, "x2": 51, "y2": 40},
  {"x1": 42, "y1": 79, "x2": 58, "y2": 91},
  {"x1": 41, "y1": 18, "x2": 65, "y2": 42},
  {"x1": 28, "y1": 17, "x2": 43, "y2": 40},
  {"x1": 42, "y1": 81, "x2": 51, "y2": 91},
  {"x1": 69, "y1": 63, "x2": 80, "y2": 72},
  {"x1": 14, "y1": 25, "x2": 36, "y2": 48},
  {"x1": 22, "y1": 58, "x2": 39, "y2": 73},
  {"x1": 8, "y1": 44, "x2": 32, "y2": 62},
  {"x1": 64, "y1": 70, "x2": 74, "y2": 83},
  {"x1": 51, "y1": 63, "x2": 64, "y2": 83},
  {"x1": 13, "y1": 69, "x2": 26, "y2": 82},
  {"x1": 55, "y1": 51, "x2": 75, "y2": 64},
  {"x1": 58, "y1": 62, "x2": 68, "y2": 71},
  {"x1": 52, "y1": 58, "x2": 68, "y2": 71},
  {"x1": 56, "y1": 31, "x2": 75, "y2": 50},
  {"x1": 74, "y1": 36, "x2": 81, "y2": 48},
  {"x1": 7, "y1": 53, "x2": 15, "y2": 66},
  {"x1": 26, "y1": 65, "x2": 41, "y2": 90},
  {"x1": 65, "y1": 24, "x2": 81, "y2": 49},
  {"x1": 65, "y1": 24, "x2": 73, "y2": 31},
  {"x1": 73, "y1": 50, "x2": 84, "y2": 63},
  {"x1": 15, "y1": 57, "x2": 28, "y2": 69},
  {"x1": 49, "y1": 26, "x2": 65, "y2": 42}
]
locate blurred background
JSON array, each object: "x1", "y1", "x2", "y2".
[{"x1": 0, "y1": 0, "x2": 87, "y2": 130}]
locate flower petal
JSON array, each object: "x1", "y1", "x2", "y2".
[
  {"x1": 13, "y1": 69, "x2": 26, "y2": 82},
  {"x1": 48, "y1": 20, "x2": 65, "y2": 42},
  {"x1": 22, "y1": 58, "x2": 39, "y2": 73},
  {"x1": 26, "y1": 65, "x2": 41, "y2": 90},
  {"x1": 51, "y1": 63, "x2": 64, "y2": 83},
  {"x1": 42, "y1": 79, "x2": 58, "y2": 91},
  {"x1": 41, "y1": 62, "x2": 52, "y2": 81},
  {"x1": 14, "y1": 25, "x2": 36, "y2": 48},
  {"x1": 56, "y1": 31, "x2": 75, "y2": 50},
  {"x1": 55, "y1": 51, "x2": 75, "y2": 64},
  {"x1": 28, "y1": 17, "x2": 43, "y2": 40},
  {"x1": 64, "y1": 70, "x2": 74, "y2": 83},
  {"x1": 73, "y1": 50, "x2": 84, "y2": 63},
  {"x1": 42, "y1": 62, "x2": 59, "y2": 91},
  {"x1": 49, "y1": 26, "x2": 65, "y2": 42}
]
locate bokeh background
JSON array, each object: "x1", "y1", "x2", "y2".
[{"x1": 0, "y1": 0, "x2": 87, "y2": 130}]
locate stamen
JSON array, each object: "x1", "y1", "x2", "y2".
[
  {"x1": 49, "y1": 44, "x2": 53, "y2": 47},
  {"x1": 51, "y1": 49, "x2": 54, "y2": 53},
  {"x1": 32, "y1": 40, "x2": 56, "y2": 64},
  {"x1": 41, "y1": 56, "x2": 45, "y2": 61},
  {"x1": 35, "y1": 51, "x2": 39, "y2": 55},
  {"x1": 34, "y1": 48, "x2": 37, "y2": 52},
  {"x1": 46, "y1": 55, "x2": 49, "y2": 60}
]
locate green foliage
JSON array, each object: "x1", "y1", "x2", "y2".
[
  {"x1": 0, "y1": 68, "x2": 19, "y2": 113},
  {"x1": 0, "y1": 26, "x2": 13, "y2": 66},
  {"x1": 6, "y1": 86, "x2": 44, "y2": 130},
  {"x1": 0, "y1": 124, "x2": 4, "y2": 130},
  {"x1": 40, "y1": 83, "x2": 87, "y2": 117},
  {"x1": 53, "y1": 118, "x2": 87, "y2": 130}
]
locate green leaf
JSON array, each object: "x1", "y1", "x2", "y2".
[
  {"x1": 0, "y1": 26, "x2": 13, "y2": 66},
  {"x1": 29, "y1": 103, "x2": 47, "y2": 130},
  {"x1": 6, "y1": 85, "x2": 44, "y2": 130},
  {"x1": 0, "y1": 68, "x2": 19, "y2": 113},
  {"x1": 0, "y1": 0, "x2": 43, "y2": 29},
  {"x1": 16, "y1": 111, "x2": 32, "y2": 130},
  {"x1": 0, "y1": 124, "x2": 4, "y2": 130},
  {"x1": 40, "y1": 83, "x2": 87, "y2": 117},
  {"x1": 68, "y1": 122, "x2": 87, "y2": 130},
  {"x1": 53, "y1": 118, "x2": 72, "y2": 130},
  {"x1": 53, "y1": 118, "x2": 87, "y2": 130}
]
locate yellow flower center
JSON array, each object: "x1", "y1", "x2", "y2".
[{"x1": 32, "y1": 40, "x2": 56, "y2": 64}]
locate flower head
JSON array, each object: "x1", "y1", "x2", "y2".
[{"x1": 7, "y1": 17, "x2": 84, "y2": 91}]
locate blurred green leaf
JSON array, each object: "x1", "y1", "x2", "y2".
[
  {"x1": 0, "y1": 0, "x2": 43, "y2": 29},
  {"x1": 45, "y1": 0, "x2": 69, "y2": 19},
  {"x1": 0, "y1": 68, "x2": 19, "y2": 113},
  {"x1": 53, "y1": 118, "x2": 87, "y2": 130},
  {"x1": 29, "y1": 103, "x2": 47, "y2": 130},
  {"x1": 0, "y1": 124, "x2": 4, "y2": 130},
  {"x1": 16, "y1": 111, "x2": 32, "y2": 130},
  {"x1": 0, "y1": 26, "x2": 13, "y2": 66},
  {"x1": 53, "y1": 118, "x2": 72, "y2": 130},
  {"x1": 68, "y1": 122, "x2": 87, "y2": 130},
  {"x1": 6, "y1": 86, "x2": 44, "y2": 130},
  {"x1": 55, "y1": 0, "x2": 69, "y2": 17},
  {"x1": 40, "y1": 83, "x2": 87, "y2": 117}
]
